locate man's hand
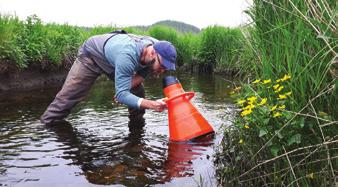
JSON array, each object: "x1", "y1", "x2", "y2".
[
  {"x1": 155, "y1": 98, "x2": 167, "y2": 112},
  {"x1": 141, "y1": 99, "x2": 167, "y2": 112}
]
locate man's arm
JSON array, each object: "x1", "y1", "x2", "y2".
[
  {"x1": 114, "y1": 55, "x2": 166, "y2": 112},
  {"x1": 131, "y1": 75, "x2": 166, "y2": 111},
  {"x1": 131, "y1": 74, "x2": 144, "y2": 88}
]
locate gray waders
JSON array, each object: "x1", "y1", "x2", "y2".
[{"x1": 40, "y1": 48, "x2": 145, "y2": 129}]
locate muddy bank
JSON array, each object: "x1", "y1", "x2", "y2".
[
  {"x1": 0, "y1": 62, "x2": 241, "y2": 93},
  {"x1": 180, "y1": 63, "x2": 241, "y2": 78},
  {"x1": 0, "y1": 68, "x2": 68, "y2": 92}
]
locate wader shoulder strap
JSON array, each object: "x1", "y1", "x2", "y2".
[
  {"x1": 103, "y1": 30, "x2": 155, "y2": 56},
  {"x1": 110, "y1": 30, "x2": 127, "y2": 34},
  {"x1": 103, "y1": 30, "x2": 128, "y2": 56}
]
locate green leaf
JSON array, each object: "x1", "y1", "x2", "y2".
[
  {"x1": 266, "y1": 140, "x2": 273, "y2": 147},
  {"x1": 308, "y1": 123, "x2": 313, "y2": 129},
  {"x1": 235, "y1": 156, "x2": 241, "y2": 162},
  {"x1": 275, "y1": 130, "x2": 283, "y2": 139},
  {"x1": 259, "y1": 128, "x2": 268, "y2": 137},
  {"x1": 299, "y1": 117, "x2": 305, "y2": 128},
  {"x1": 287, "y1": 133, "x2": 302, "y2": 146},
  {"x1": 284, "y1": 112, "x2": 293, "y2": 120},
  {"x1": 270, "y1": 145, "x2": 280, "y2": 157},
  {"x1": 263, "y1": 118, "x2": 270, "y2": 125}
]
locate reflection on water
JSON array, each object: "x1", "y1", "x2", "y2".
[
  {"x1": 0, "y1": 73, "x2": 235, "y2": 186},
  {"x1": 164, "y1": 134, "x2": 214, "y2": 180}
]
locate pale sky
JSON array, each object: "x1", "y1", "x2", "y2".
[{"x1": 0, "y1": 0, "x2": 252, "y2": 29}]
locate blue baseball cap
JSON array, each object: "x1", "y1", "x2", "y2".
[{"x1": 153, "y1": 41, "x2": 177, "y2": 70}]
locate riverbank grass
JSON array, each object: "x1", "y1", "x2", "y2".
[{"x1": 216, "y1": 0, "x2": 337, "y2": 186}]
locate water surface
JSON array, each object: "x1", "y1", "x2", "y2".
[{"x1": 0, "y1": 73, "x2": 235, "y2": 187}]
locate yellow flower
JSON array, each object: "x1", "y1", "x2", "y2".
[
  {"x1": 239, "y1": 139, "x2": 244, "y2": 144},
  {"x1": 241, "y1": 109, "x2": 252, "y2": 116},
  {"x1": 318, "y1": 111, "x2": 328, "y2": 117},
  {"x1": 276, "y1": 79, "x2": 281, "y2": 83},
  {"x1": 306, "y1": 173, "x2": 314, "y2": 179},
  {"x1": 278, "y1": 94, "x2": 287, "y2": 99},
  {"x1": 274, "y1": 86, "x2": 284, "y2": 93},
  {"x1": 263, "y1": 79, "x2": 271, "y2": 84},
  {"x1": 273, "y1": 84, "x2": 280, "y2": 90},
  {"x1": 243, "y1": 104, "x2": 255, "y2": 110},
  {"x1": 285, "y1": 91, "x2": 292, "y2": 96},
  {"x1": 281, "y1": 74, "x2": 291, "y2": 81},
  {"x1": 247, "y1": 96, "x2": 257, "y2": 102},
  {"x1": 244, "y1": 124, "x2": 250, "y2": 129},
  {"x1": 258, "y1": 98, "x2": 267, "y2": 106},
  {"x1": 278, "y1": 105, "x2": 286, "y2": 109},
  {"x1": 252, "y1": 79, "x2": 261, "y2": 84},
  {"x1": 233, "y1": 87, "x2": 241, "y2": 91},
  {"x1": 271, "y1": 105, "x2": 278, "y2": 111},
  {"x1": 237, "y1": 99, "x2": 246, "y2": 105},
  {"x1": 273, "y1": 112, "x2": 282, "y2": 118}
]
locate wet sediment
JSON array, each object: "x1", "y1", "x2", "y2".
[{"x1": 0, "y1": 68, "x2": 68, "y2": 92}]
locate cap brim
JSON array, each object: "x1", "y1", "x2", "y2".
[{"x1": 162, "y1": 58, "x2": 176, "y2": 70}]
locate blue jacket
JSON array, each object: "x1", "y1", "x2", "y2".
[{"x1": 83, "y1": 33, "x2": 157, "y2": 109}]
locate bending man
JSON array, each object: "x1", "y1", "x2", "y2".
[{"x1": 40, "y1": 30, "x2": 177, "y2": 127}]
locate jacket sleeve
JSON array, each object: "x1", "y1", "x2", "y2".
[{"x1": 114, "y1": 53, "x2": 142, "y2": 109}]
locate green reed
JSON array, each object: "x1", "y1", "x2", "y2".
[
  {"x1": 0, "y1": 14, "x2": 85, "y2": 70},
  {"x1": 217, "y1": 0, "x2": 337, "y2": 186},
  {"x1": 0, "y1": 14, "x2": 26, "y2": 68},
  {"x1": 0, "y1": 14, "x2": 245, "y2": 74},
  {"x1": 198, "y1": 26, "x2": 246, "y2": 72}
]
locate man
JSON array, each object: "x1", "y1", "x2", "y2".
[{"x1": 40, "y1": 30, "x2": 177, "y2": 127}]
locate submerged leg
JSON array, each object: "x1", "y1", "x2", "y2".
[
  {"x1": 40, "y1": 57, "x2": 102, "y2": 124},
  {"x1": 128, "y1": 84, "x2": 146, "y2": 129}
]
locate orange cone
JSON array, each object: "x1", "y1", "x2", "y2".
[{"x1": 163, "y1": 76, "x2": 214, "y2": 142}]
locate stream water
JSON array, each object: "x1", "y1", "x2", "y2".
[{"x1": 0, "y1": 73, "x2": 235, "y2": 187}]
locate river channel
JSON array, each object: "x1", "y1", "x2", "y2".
[{"x1": 0, "y1": 73, "x2": 235, "y2": 187}]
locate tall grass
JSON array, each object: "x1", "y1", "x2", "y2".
[
  {"x1": 148, "y1": 25, "x2": 189, "y2": 66},
  {"x1": 44, "y1": 23, "x2": 84, "y2": 65},
  {"x1": 249, "y1": 0, "x2": 336, "y2": 110},
  {"x1": 198, "y1": 26, "x2": 245, "y2": 72},
  {"x1": 0, "y1": 14, "x2": 86, "y2": 71},
  {"x1": 0, "y1": 15, "x2": 26, "y2": 68},
  {"x1": 217, "y1": 0, "x2": 337, "y2": 186},
  {"x1": 177, "y1": 33, "x2": 200, "y2": 65},
  {"x1": 0, "y1": 14, "x2": 245, "y2": 74}
]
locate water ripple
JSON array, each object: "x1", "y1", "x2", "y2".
[{"x1": 0, "y1": 74, "x2": 235, "y2": 186}]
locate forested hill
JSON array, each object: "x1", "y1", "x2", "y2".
[
  {"x1": 151, "y1": 20, "x2": 200, "y2": 33},
  {"x1": 133, "y1": 20, "x2": 200, "y2": 34}
]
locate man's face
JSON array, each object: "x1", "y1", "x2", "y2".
[
  {"x1": 145, "y1": 48, "x2": 165, "y2": 77},
  {"x1": 142, "y1": 46, "x2": 166, "y2": 77}
]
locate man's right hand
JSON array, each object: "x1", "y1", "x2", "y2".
[{"x1": 141, "y1": 99, "x2": 167, "y2": 112}]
